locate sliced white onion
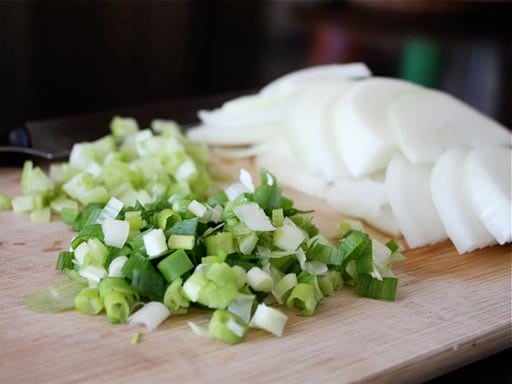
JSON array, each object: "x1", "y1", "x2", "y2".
[
  {"x1": 334, "y1": 77, "x2": 421, "y2": 177},
  {"x1": 211, "y1": 141, "x2": 279, "y2": 159},
  {"x1": 198, "y1": 93, "x2": 292, "y2": 128},
  {"x1": 187, "y1": 122, "x2": 283, "y2": 146},
  {"x1": 324, "y1": 178, "x2": 388, "y2": 219},
  {"x1": 430, "y1": 148, "x2": 495, "y2": 253},
  {"x1": 389, "y1": 88, "x2": 511, "y2": 164},
  {"x1": 464, "y1": 147, "x2": 512, "y2": 244},
  {"x1": 256, "y1": 137, "x2": 328, "y2": 199},
  {"x1": 128, "y1": 302, "x2": 170, "y2": 331},
  {"x1": 285, "y1": 83, "x2": 353, "y2": 183},
  {"x1": 261, "y1": 62, "x2": 371, "y2": 96},
  {"x1": 385, "y1": 154, "x2": 447, "y2": 248},
  {"x1": 363, "y1": 205, "x2": 401, "y2": 238}
]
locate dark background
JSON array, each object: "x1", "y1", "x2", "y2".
[{"x1": 0, "y1": 0, "x2": 511, "y2": 128}]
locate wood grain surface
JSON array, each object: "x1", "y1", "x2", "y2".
[{"x1": 0, "y1": 159, "x2": 510, "y2": 384}]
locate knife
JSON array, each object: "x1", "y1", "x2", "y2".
[{"x1": 0, "y1": 110, "x2": 69, "y2": 165}]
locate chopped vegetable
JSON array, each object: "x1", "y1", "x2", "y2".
[
  {"x1": 389, "y1": 88, "x2": 510, "y2": 164},
  {"x1": 430, "y1": 148, "x2": 495, "y2": 253},
  {"x1": 334, "y1": 77, "x2": 421, "y2": 177},
  {"x1": 127, "y1": 301, "x2": 170, "y2": 331},
  {"x1": 24, "y1": 167, "x2": 403, "y2": 344},
  {"x1": 464, "y1": 147, "x2": 512, "y2": 245},
  {"x1": 0, "y1": 192, "x2": 12, "y2": 210},
  {"x1": 10, "y1": 117, "x2": 215, "y2": 222},
  {"x1": 385, "y1": 154, "x2": 447, "y2": 248}
]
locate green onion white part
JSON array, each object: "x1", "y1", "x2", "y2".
[
  {"x1": 249, "y1": 303, "x2": 288, "y2": 337},
  {"x1": 127, "y1": 302, "x2": 171, "y2": 331}
]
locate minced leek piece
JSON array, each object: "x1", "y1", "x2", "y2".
[
  {"x1": 24, "y1": 167, "x2": 404, "y2": 344},
  {"x1": 10, "y1": 116, "x2": 215, "y2": 222},
  {"x1": 130, "y1": 331, "x2": 142, "y2": 345},
  {"x1": 0, "y1": 192, "x2": 12, "y2": 211}
]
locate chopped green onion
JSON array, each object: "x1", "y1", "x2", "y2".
[
  {"x1": 249, "y1": 303, "x2": 288, "y2": 337},
  {"x1": 208, "y1": 309, "x2": 248, "y2": 344},
  {"x1": 273, "y1": 217, "x2": 305, "y2": 251},
  {"x1": 56, "y1": 251, "x2": 74, "y2": 271},
  {"x1": 163, "y1": 277, "x2": 190, "y2": 314},
  {"x1": 79, "y1": 265, "x2": 107, "y2": 285},
  {"x1": 104, "y1": 290, "x2": 132, "y2": 323},
  {"x1": 61, "y1": 207, "x2": 80, "y2": 225},
  {"x1": 49, "y1": 195, "x2": 78, "y2": 213},
  {"x1": 127, "y1": 301, "x2": 170, "y2": 331},
  {"x1": 75, "y1": 287, "x2": 104, "y2": 315},
  {"x1": 286, "y1": 283, "x2": 317, "y2": 316},
  {"x1": 168, "y1": 234, "x2": 195, "y2": 250},
  {"x1": 157, "y1": 249, "x2": 194, "y2": 283},
  {"x1": 11, "y1": 195, "x2": 35, "y2": 213},
  {"x1": 98, "y1": 277, "x2": 138, "y2": 303},
  {"x1": 96, "y1": 197, "x2": 124, "y2": 224},
  {"x1": 188, "y1": 321, "x2": 211, "y2": 339},
  {"x1": 102, "y1": 218, "x2": 129, "y2": 248},
  {"x1": 355, "y1": 274, "x2": 398, "y2": 301},
  {"x1": 227, "y1": 293, "x2": 255, "y2": 323},
  {"x1": 108, "y1": 256, "x2": 128, "y2": 277},
  {"x1": 130, "y1": 332, "x2": 142, "y2": 345},
  {"x1": 143, "y1": 228, "x2": 168, "y2": 259},
  {"x1": 182, "y1": 270, "x2": 207, "y2": 302},
  {"x1": 205, "y1": 232, "x2": 235, "y2": 256},
  {"x1": 271, "y1": 208, "x2": 284, "y2": 227},
  {"x1": 131, "y1": 267, "x2": 166, "y2": 301},
  {"x1": 233, "y1": 203, "x2": 276, "y2": 231},
  {"x1": 30, "y1": 207, "x2": 51, "y2": 223},
  {"x1": 247, "y1": 267, "x2": 273, "y2": 292},
  {"x1": 110, "y1": 116, "x2": 139, "y2": 140},
  {"x1": 23, "y1": 278, "x2": 88, "y2": 313},
  {"x1": 272, "y1": 273, "x2": 297, "y2": 304},
  {"x1": 318, "y1": 270, "x2": 343, "y2": 296},
  {"x1": 187, "y1": 200, "x2": 208, "y2": 218},
  {"x1": 22, "y1": 158, "x2": 404, "y2": 342},
  {"x1": 126, "y1": 210, "x2": 148, "y2": 231},
  {"x1": 236, "y1": 232, "x2": 258, "y2": 255},
  {"x1": 121, "y1": 253, "x2": 152, "y2": 280},
  {"x1": 337, "y1": 219, "x2": 364, "y2": 238}
]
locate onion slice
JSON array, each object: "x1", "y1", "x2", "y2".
[
  {"x1": 334, "y1": 77, "x2": 421, "y2": 177},
  {"x1": 389, "y1": 88, "x2": 511, "y2": 164},
  {"x1": 430, "y1": 148, "x2": 495, "y2": 253},
  {"x1": 261, "y1": 62, "x2": 371, "y2": 96},
  {"x1": 464, "y1": 147, "x2": 512, "y2": 244},
  {"x1": 285, "y1": 83, "x2": 352, "y2": 182},
  {"x1": 385, "y1": 154, "x2": 447, "y2": 248}
]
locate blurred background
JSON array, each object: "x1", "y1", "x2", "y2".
[{"x1": 0, "y1": 0, "x2": 510, "y2": 126}]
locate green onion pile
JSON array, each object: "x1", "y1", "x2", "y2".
[
  {"x1": 8, "y1": 117, "x2": 214, "y2": 221},
  {"x1": 25, "y1": 166, "x2": 404, "y2": 344}
]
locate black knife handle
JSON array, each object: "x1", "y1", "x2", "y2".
[{"x1": 0, "y1": 110, "x2": 31, "y2": 148}]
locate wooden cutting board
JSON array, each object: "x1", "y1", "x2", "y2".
[{"x1": 0, "y1": 159, "x2": 510, "y2": 384}]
